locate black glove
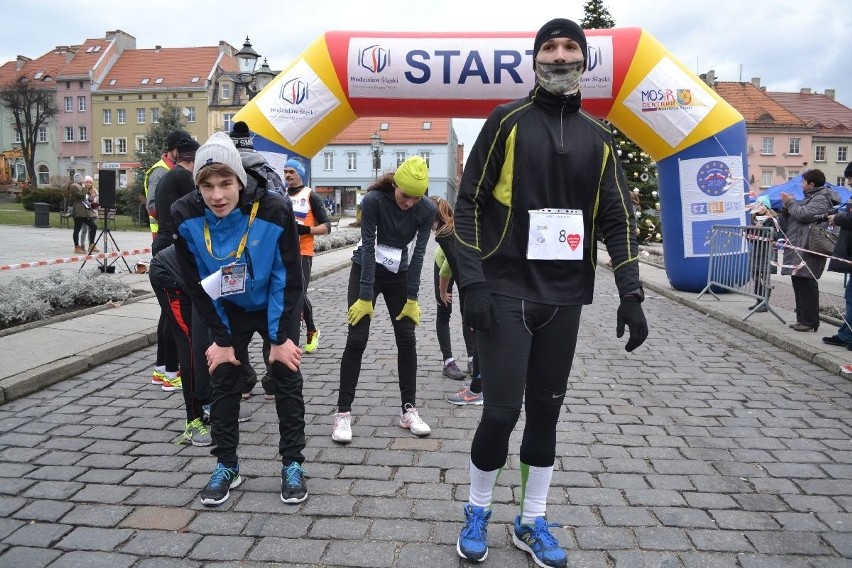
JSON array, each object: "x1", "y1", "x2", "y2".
[
  {"x1": 463, "y1": 283, "x2": 501, "y2": 332},
  {"x1": 297, "y1": 224, "x2": 311, "y2": 235},
  {"x1": 616, "y1": 296, "x2": 648, "y2": 352}
]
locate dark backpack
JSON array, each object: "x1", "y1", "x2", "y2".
[{"x1": 246, "y1": 163, "x2": 285, "y2": 195}]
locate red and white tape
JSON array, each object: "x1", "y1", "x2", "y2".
[{"x1": 0, "y1": 248, "x2": 152, "y2": 271}]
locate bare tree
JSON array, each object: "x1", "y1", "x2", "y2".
[{"x1": 0, "y1": 77, "x2": 58, "y2": 185}]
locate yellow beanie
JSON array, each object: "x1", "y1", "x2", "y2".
[{"x1": 393, "y1": 156, "x2": 429, "y2": 197}]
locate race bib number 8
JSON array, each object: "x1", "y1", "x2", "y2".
[{"x1": 527, "y1": 209, "x2": 584, "y2": 261}]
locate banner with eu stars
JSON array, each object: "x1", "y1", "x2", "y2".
[{"x1": 678, "y1": 156, "x2": 747, "y2": 257}]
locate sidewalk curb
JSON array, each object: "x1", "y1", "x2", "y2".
[
  {"x1": 640, "y1": 272, "x2": 846, "y2": 377},
  {"x1": 0, "y1": 331, "x2": 155, "y2": 404}
]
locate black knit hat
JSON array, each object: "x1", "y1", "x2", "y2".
[
  {"x1": 533, "y1": 18, "x2": 587, "y2": 70},
  {"x1": 844, "y1": 161, "x2": 852, "y2": 179},
  {"x1": 229, "y1": 121, "x2": 254, "y2": 149},
  {"x1": 175, "y1": 138, "x2": 200, "y2": 161},
  {"x1": 165, "y1": 129, "x2": 192, "y2": 151}
]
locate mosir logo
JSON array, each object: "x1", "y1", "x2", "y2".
[{"x1": 359, "y1": 44, "x2": 390, "y2": 73}]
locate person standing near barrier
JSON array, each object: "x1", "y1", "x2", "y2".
[
  {"x1": 823, "y1": 161, "x2": 852, "y2": 348},
  {"x1": 747, "y1": 195, "x2": 778, "y2": 313},
  {"x1": 452, "y1": 19, "x2": 648, "y2": 567},
  {"x1": 780, "y1": 169, "x2": 839, "y2": 332},
  {"x1": 331, "y1": 156, "x2": 436, "y2": 444}
]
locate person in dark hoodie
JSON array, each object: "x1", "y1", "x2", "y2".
[
  {"x1": 452, "y1": 19, "x2": 648, "y2": 568},
  {"x1": 823, "y1": 161, "x2": 852, "y2": 347},
  {"x1": 171, "y1": 132, "x2": 307, "y2": 508},
  {"x1": 780, "y1": 168, "x2": 840, "y2": 332}
]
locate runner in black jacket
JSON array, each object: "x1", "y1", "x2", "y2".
[{"x1": 453, "y1": 19, "x2": 648, "y2": 568}]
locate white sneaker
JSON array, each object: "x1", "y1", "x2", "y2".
[
  {"x1": 400, "y1": 404, "x2": 431, "y2": 436},
  {"x1": 332, "y1": 411, "x2": 352, "y2": 443}
]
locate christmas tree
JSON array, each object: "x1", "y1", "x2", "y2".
[{"x1": 581, "y1": 0, "x2": 661, "y2": 244}]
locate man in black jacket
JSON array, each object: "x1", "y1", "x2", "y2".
[{"x1": 453, "y1": 18, "x2": 648, "y2": 568}]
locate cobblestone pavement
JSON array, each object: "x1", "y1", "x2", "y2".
[{"x1": 1, "y1": 251, "x2": 851, "y2": 567}]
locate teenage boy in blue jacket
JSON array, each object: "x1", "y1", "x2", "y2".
[{"x1": 171, "y1": 132, "x2": 307, "y2": 507}]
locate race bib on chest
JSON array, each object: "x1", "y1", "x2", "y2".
[
  {"x1": 220, "y1": 263, "x2": 247, "y2": 296},
  {"x1": 375, "y1": 243, "x2": 403, "y2": 273},
  {"x1": 527, "y1": 209, "x2": 585, "y2": 261}
]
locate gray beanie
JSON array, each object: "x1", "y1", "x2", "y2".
[
  {"x1": 73, "y1": 173, "x2": 84, "y2": 183},
  {"x1": 193, "y1": 131, "x2": 247, "y2": 188}
]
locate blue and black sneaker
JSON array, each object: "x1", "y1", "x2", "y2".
[
  {"x1": 512, "y1": 516, "x2": 568, "y2": 568},
  {"x1": 199, "y1": 463, "x2": 241, "y2": 507},
  {"x1": 457, "y1": 504, "x2": 491, "y2": 562},
  {"x1": 280, "y1": 461, "x2": 308, "y2": 504}
]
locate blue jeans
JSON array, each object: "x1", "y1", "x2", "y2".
[{"x1": 838, "y1": 277, "x2": 852, "y2": 344}]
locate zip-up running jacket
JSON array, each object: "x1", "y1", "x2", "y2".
[
  {"x1": 454, "y1": 85, "x2": 641, "y2": 305},
  {"x1": 171, "y1": 182, "x2": 303, "y2": 347}
]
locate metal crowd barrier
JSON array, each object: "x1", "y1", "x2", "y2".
[{"x1": 696, "y1": 224, "x2": 785, "y2": 323}]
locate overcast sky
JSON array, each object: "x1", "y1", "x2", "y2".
[{"x1": 3, "y1": 0, "x2": 849, "y2": 153}]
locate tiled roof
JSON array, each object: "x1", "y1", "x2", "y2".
[
  {"x1": 714, "y1": 82, "x2": 806, "y2": 127},
  {"x1": 97, "y1": 46, "x2": 236, "y2": 91},
  {"x1": 330, "y1": 116, "x2": 451, "y2": 145},
  {"x1": 0, "y1": 49, "x2": 70, "y2": 85},
  {"x1": 60, "y1": 38, "x2": 112, "y2": 77},
  {"x1": 767, "y1": 91, "x2": 852, "y2": 132}
]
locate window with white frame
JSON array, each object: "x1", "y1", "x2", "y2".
[
  {"x1": 788, "y1": 137, "x2": 801, "y2": 155},
  {"x1": 102, "y1": 138, "x2": 113, "y2": 154},
  {"x1": 78, "y1": 126, "x2": 87, "y2": 142},
  {"x1": 186, "y1": 106, "x2": 196, "y2": 122},
  {"x1": 117, "y1": 108, "x2": 126, "y2": 124},
  {"x1": 346, "y1": 151, "x2": 357, "y2": 171},
  {"x1": 64, "y1": 126, "x2": 74, "y2": 142},
  {"x1": 38, "y1": 126, "x2": 47, "y2": 143},
  {"x1": 135, "y1": 136, "x2": 146, "y2": 153},
  {"x1": 323, "y1": 151, "x2": 334, "y2": 170},
  {"x1": 787, "y1": 170, "x2": 800, "y2": 180},
  {"x1": 221, "y1": 83, "x2": 230, "y2": 99},
  {"x1": 815, "y1": 145, "x2": 826, "y2": 162},
  {"x1": 78, "y1": 96, "x2": 86, "y2": 112},
  {"x1": 14, "y1": 130, "x2": 21, "y2": 143},
  {"x1": 151, "y1": 107, "x2": 159, "y2": 123},
  {"x1": 395, "y1": 151, "x2": 406, "y2": 167},
  {"x1": 418, "y1": 151, "x2": 431, "y2": 168},
  {"x1": 760, "y1": 170, "x2": 773, "y2": 188},
  {"x1": 137, "y1": 108, "x2": 145, "y2": 124},
  {"x1": 37, "y1": 164, "x2": 49, "y2": 186},
  {"x1": 837, "y1": 176, "x2": 847, "y2": 187},
  {"x1": 64, "y1": 96, "x2": 73, "y2": 112},
  {"x1": 116, "y1": 137, "x2": 127, "y2": 154},
  {"x1": 118, "y1": 169, "x2": 128, "y2": 189},
  {"x1": 761, "y1": 137, "x2": 774, "y2": 155},
  {"x1": 103, "y1": 109, "x2": 112, "y2": 124},
  {"x1": 839, "y1": 147, "x2": 849, "y2": 162},
  {"x1": 223, "y1": 113, "x2": 234, "y2": 133}
]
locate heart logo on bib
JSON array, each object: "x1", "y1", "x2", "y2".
[{"x1": 566, "y1": 234, "x2": 581, "y2": 250}]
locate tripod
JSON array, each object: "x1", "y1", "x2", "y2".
[{"x1": 79, "y1": 208, "x2": 131, "y2": 273}]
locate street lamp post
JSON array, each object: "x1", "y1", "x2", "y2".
[
  {"x1": 235, "y1": 37, "x2": 275, "y2": 101},
  {"x1": 370, "y1": 131, "x2": 384, "y2": 179}
]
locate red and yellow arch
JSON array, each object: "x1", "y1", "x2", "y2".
[{"x1": 235, "y1": 29, "x2": 749, "y2": 292}]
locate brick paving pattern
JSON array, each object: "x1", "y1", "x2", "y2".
[{"x1": 1, "y1": 248, "x2": 851, "y2": 567}]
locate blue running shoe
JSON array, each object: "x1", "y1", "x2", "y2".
[
  {"x1": 280, "y1": 461, "x2": 308, "y2": 504},
  {"x1": 457, "y1": 504, "x2": 491, "y2": 562},
  {"x1": 512, "y1": 516, "x2": 567, "y2": 568},
  {"x1": 199, "y1": 463, "x2": 241, "y2": 507}
]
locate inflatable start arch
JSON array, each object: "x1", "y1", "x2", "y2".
[{"x1": 234, "y1": 28, "x2": 749, "y2": 292}]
